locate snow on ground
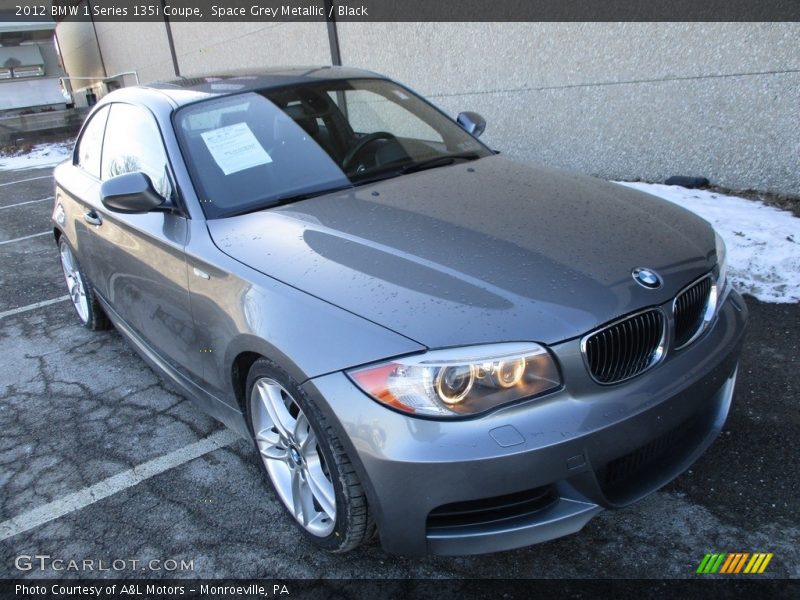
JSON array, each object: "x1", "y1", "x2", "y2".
[
  {"x1": 0, "y1": 140, "x2": 73, "y2": 171},
  {"x1": 617, "y1": 182, "x2": 799, "y2": 304}
]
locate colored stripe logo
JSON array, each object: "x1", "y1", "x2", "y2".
[{"x1": 696, "y1": 552, "x2": 773, "y2": 574}]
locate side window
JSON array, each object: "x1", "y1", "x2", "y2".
[
  {"x1": 75, "y1": 105, "x2": 110, "y2": 178},
  {"x1": 101, "y1": 103, "x2": 173, "y2": 200}
]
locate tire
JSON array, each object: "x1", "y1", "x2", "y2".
[
  {"x1": 58, "y1": 237, "x2": 110, "y2": 331},
  {"x1": 245, "y1": 357, "x2": 375, "y2": 552}
]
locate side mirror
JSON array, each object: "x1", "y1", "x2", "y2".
[
  {"x1": 457, "y1": 111, "x2": 486, "y2": 137},
  {"x1": 100, "y1": 172, "x2": 165, "y2": 214}
]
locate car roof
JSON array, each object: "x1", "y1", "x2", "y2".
[{"x1": 136, "y1": 65, "x2": 387, "y2": 107}]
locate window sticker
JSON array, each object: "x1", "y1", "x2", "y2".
[{"x1": 201, "y1": 122, "x2": 272, "y2": 175}]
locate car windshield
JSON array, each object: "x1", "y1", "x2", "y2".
[{"x1": 175, "y1": 78, "x2": 492, "y2": 218}]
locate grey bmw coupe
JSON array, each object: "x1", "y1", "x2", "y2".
[{"x1": 52, "y1": 66, "x2": 747, "y2": 556}]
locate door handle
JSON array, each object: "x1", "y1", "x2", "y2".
[
  {"x1": 84, "y1": 210, "x2": 103, "y2": 226},
  {"x1": 192, "y1": 267, "x2": 211, "y2": 280}
]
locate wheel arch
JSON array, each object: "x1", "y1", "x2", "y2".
[{"x1": 227, "y1": 335, "x2": 311, "y2": 416}]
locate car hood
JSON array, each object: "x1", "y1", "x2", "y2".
[{"x1": 207, "y1": 155, "x2": 715, "y2": 348}]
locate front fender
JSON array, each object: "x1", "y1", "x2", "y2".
[{"x1": 184, "y1": 219, "x2": 425, "y2": 408}]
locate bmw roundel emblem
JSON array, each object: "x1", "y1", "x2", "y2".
[{"x1": 632, "y1": 267, "x2": 662, "y2": 289}]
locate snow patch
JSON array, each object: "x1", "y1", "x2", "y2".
[
  {"x1": 617, "y1": 182, "x2": 799, "y2": 304},
  {"x1": 0, "y1": 140, "x2": 73, "y2": 171}
]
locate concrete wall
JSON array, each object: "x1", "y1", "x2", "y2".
[
  {"x1": 168, "y1": 22, "x2": 330, "y2": 75},
  {"x1": 54, "y1": 19, "x2": 106, "y2": 102},
  {"x1": 82, "y1": 21, "x2": 330, "y2": 83},
  {"x1": 61, "y1": 20, "x2": 329, "y2": 103},
  {"x1": 55, "y1": 21, "x2": 800, "y2": 196},
  {"x1": 338, "y1": 23, "x2": 800, "y2": 196},
  {"x1": 94, "y1": 22, "x2": 175, "y2": 83},
  {"x1": 55, "y1": 20, "x2": 105, "y2": 81}
]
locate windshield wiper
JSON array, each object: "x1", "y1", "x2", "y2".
[
  {"x1": 347, "y1": 152, "x2": 483, "y2": 186},
  {"x1": 271, "y1": 183, "x2": 354, "y2": 205},
  {"x1": 217, "y1": 183, "x2": 354, "y2": 218},
  {"x1": 349, "y1": 169, "x2": 407, "y2": 186},
  {"x1": 400, "y1": 152, "x2": 482, "y2": 174}
]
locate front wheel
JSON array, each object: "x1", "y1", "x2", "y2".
[
  {"x1": 245, "y1": 358, "x2": 374, "y2": 552},
  {"x1": 58, "y1": 237, "x2": 110, "y2": 331}
]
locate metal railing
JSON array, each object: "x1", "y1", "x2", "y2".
[{"x1": 59, "y1": 70, "x2": 140, "y2": 87}]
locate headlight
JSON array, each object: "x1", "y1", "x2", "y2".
[
  {"x1": 347, "y1": 343, "x2": 561, "y2": 417},
  {"x1": 715, "y1": 230, "x2": 728, "y2": 293}
]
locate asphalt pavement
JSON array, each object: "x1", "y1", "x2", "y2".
[{"x1": 0, "y1": 165, "x2": 797, "y2": 579}]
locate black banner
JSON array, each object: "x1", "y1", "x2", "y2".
[
  {"x1": 1, "y1": 0, "x2": 800, "y2": 22},
  {"x1": 2, "y1": 579, "x2": 800, "y2": 600}
]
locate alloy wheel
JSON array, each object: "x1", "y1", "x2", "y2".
[
  {"x1": 59, "y1": 243, "x2": 90, "y2": 323},
  {"x1": 250, "y1": 377, "x2": 336, "y2": 537}
]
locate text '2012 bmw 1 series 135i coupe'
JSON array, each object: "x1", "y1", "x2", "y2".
[{"x1": 52, "y1": 66, "x2": 748, "y2": 556}]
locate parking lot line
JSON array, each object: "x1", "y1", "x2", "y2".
[
  {"x1": 0, "y1": 231, "x2": 50, "y2": 246},
  {"x1": 0, "y1": 196, "x2": 53, "y2": 210},
  {"x1": 0, "y1": 296, "x2": 70, "y2": 320},
  {"x1": 0, "y1": 175, "x2": 52, "y2": 187},
  {"x1": 0, "y1": 429, "x2": 239, "y2": 542}
]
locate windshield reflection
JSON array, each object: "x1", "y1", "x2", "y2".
[{"x1": 176, "y1": 78, "x2": 491, "y2": 218}]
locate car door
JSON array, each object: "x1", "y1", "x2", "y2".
[
  {"x1": 89, "y1": 102, "x2": 197, "y2": 380},
  {"x1": 58, "y1": 104, "x2": 110, "y2": 289}
]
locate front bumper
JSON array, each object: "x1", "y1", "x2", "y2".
[{"x1": 302, "y1": 290, "x2": 748, "y2": 555}]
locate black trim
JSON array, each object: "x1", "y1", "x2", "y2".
[
  {"x1": 86, "y1": 0, "x2": 107, "y2": 78},
  {"x1": 427, "y1": 486, "x2": 557, "y2": 531},
  {"x1": 324, "y1": 0, "x2": 342, "y2": 66},
  {"x1": 161, "y1": 1, "x2": 181, "y2": 77}
]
